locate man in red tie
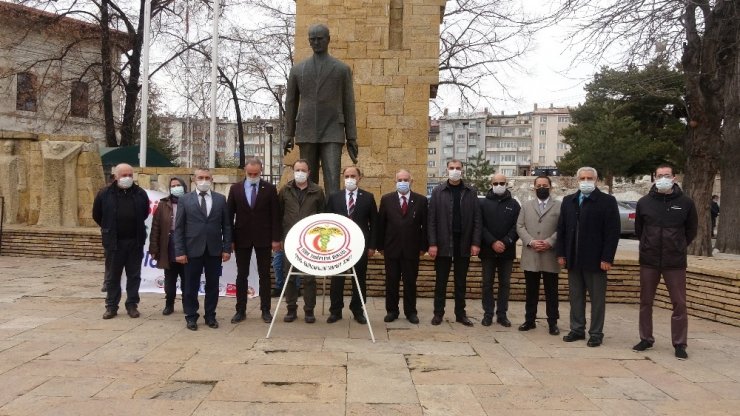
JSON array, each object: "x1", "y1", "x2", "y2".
[
  {"x1": 325, "y1": 166, "x2": 377, "y2": 324},
  {"x1": 376, "y1": 169, "x2": 428, "y2": 324}
]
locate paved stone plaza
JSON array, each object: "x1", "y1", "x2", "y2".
[{"x1": 0, "y1": 255, "x2": 739, "y2": 416}]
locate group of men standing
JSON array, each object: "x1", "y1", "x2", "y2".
[{"x1": 94, "y1": 159, "x2": 697, "y2": 359}]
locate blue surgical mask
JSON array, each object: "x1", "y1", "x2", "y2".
[
  {"x1": 655, "y1": 177, "x2": 673, "y2": 192},
  {"x1": 170, "y1": 186, "x2": 185, "y2": 197},
  {"x1": 396, "y1": 181, "x2": 410, "y2": 194},
  {"x1": 579, "y1": 180, "x2": 595, "y2": 195}
]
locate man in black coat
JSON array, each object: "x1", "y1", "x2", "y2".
[
  {"x1": 92, "y1": 163, "x2": 150, "y2": 320},
  {"x1": 377, "y1": 169, "x2": 428, "y2": 324},
  {"x1": 479, "y1": 173, "x2": 520, "y2": 327},
  {"x1": 428, "y1": 159, "x2": 482, "y2": 327},
  {"x1": 325, "y1": 166, "x2": 377, "y2": 324},
  {"x1": 632, "y1": 164, "x2": 697, "y2": 359},
  {"x1": 556, "y1": 167, "x2": 620, "y2": 347}
]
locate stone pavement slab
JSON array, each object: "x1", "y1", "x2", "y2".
[{"x1": 1, "y1": 256, "x2": 740, "y2": 415}]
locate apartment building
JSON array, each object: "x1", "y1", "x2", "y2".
[{"x1": 532, "y1": 103, "x2": 572, "y2": 172}]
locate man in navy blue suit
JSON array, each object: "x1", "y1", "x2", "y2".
[{"x1": 174, "y1": 168, "x2": 232, "y2": 331}]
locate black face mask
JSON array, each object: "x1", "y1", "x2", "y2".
[{"x1": 536, "y1": 188, "x2": 550, "y2": 200}]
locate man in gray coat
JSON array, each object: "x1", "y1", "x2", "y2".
[
  {"x1": 174, "y1": 168, "x2": 232, "y2": 331},
  {"x1": 284, "y1": 23, "x2": 358, "y2": 197},
  {"x1": 516, "y1": 175, "x2": 561, "y2": 335}
]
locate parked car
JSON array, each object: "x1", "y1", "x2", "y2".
[
  {"x1": 617, "y1": 201, "x2": 636, "y2": 236},
  {"x1": 622, "y1": 200, "x2": 638, "y2": 210}
]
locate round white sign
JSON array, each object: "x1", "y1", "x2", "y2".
[{"x1": 283, "y1": 213, "x2": 366, "y2": 276}]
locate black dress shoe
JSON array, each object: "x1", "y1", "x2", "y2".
[
  {"x1": 456, "y1": 316, "x2": 474, "y2": 327},
  {"x1": 284, "y1": 309, "x2": 297, "y2": 322},
  {"x1": 231, "y1": 312, "x2": 246, "y2": 323},
  {"x1": 326, "y1": 314, "x2": 342, "y2": 323},
  {"x1": 675, "y1": 345, "x2": 688, "y2": 359},
  {"x1": 563, "y1": 332, "x2": 586, "y2": 342},
  {"x1": 518, "y1": 321, "x2": 536, "y2": 331},
  {"x1": 354, "y1": 314, "x2": 367, "y2": 325},
  {"x1": 633, "y1": 340, "x2": 653, "y2": 351},
  {"x1": 496, "y1": 316, "x2": 512, "y2": 327},
  {"x1": 186, "y1": 320, "x2": 198, "y2": 331},
  {"x1": 407, "y1": 314, "x2": 420, "y2": 324},
  {"x1": 481, "y1": 315, "x2": 493, "y2": 326},
  {"x1": 587, "y1": 336, "x2": 602, "y2": 347},
  {"x1": 162, "y1": 305, "x2": 174, "y2": 316},
  {"x1": 206, "y1": 319, "x2": 219, "y2": 329},
  {"x1": 304, "y1": 310, "x2": 316, "y2": 324},
  {"x1": 271, "y1": 288, "x2": 281, "y2": 297},
  {"x1": 431, "y1": 314, "x2": 443, "y2": 325},
  {"x1": 384, "y1": 313, "x2": 399, "y2": 323},
  {"x1": 261, "y1": 311, "x2": 273, "y2": 323},
  {"x1": 548, "y1": 325, "x2": 560, "y2": 336},
  {"x1": 102, "y1": 309, "x2": 117, "y2": 320}
]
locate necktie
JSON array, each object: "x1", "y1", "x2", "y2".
[
  {"x1": 250, "y1": 183, "x2": 257, "y2": 208},
  {"x1": 401, "y1": 195, "x2": 408, "y2": 216},
  {"x1": 199, "y1": 191, "x2": 208, "y2": 216},
  {"x1": 348, "y1": 192, "x2": 355, "y2": 217},
  {"x1": 539, "y1": 201, "x2": 545, "y2": 215}
]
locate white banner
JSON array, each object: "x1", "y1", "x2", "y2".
[{"x1": 119, "y1": 189, "x2": 259, "y2": 298}]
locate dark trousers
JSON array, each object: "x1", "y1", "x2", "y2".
[
  {"x1": 330, "y1": 252, "x2": 368, "y2": 316},
  {"x1": 102, "y1": 248, "x2": 113, "y2": 290},
  {"x1": 384, "y1": 257, "x2": 419, "y2": 316},
  {"x1": 523, "y1": 270, "x2": 560, "y2": 324},
  {"x1": 481, "y1": 257, "x2": 513, "y2": 318},
  {"x1": 433, "y1": 255, "x2": 471, "y2": 318},
  {"x1": 639, "y1": 266, "x2": 688, "y2": 347},
  {"x1": 283, "y1": 256, "x2": 317, "y2": 312},
  {"x1": 568, "y1": 268, "x2": 607, "y2": 340},
  {"x1": 235, "y1": 246, "x2": 272, "y2": 313},
  {"x1": 105, "y1": 239, "x2": 143, "y2": 311},
  {"x1": 299, "y1": 142, "x2": 343, "y2": 196},
  {"x1": 164, "y1": 261, "x2": 186, "y2": 307},
  {"x1": 182, "y1": 254, "x2": 222, "y2": 322}
]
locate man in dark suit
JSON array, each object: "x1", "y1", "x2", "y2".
[
  {"x1": 556, "y1": 166, "x2": 620, "y2": 347},
  {"x1": 377, "y1": 169, "x2": 427, "y2": 324},
  {"x1": 283, "y1": 23, "x2": 358, "y2": 197},
  {"x1": 326, "y1": 166, "x2": 377, "y2": 324},
  {"x1": 174, "y1": 168, "x2": 233, "y2": 331},
  {"x1": 227, "y1": 158, "x2": 281, "y2": 324}
]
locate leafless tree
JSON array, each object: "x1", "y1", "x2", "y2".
[{"x1": 562, "y1": 0, "x2": 739, "y2": 256}]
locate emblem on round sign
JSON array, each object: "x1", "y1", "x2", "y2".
[{"x1": 283, "y1": 213, "x2": 366, "y2": 276}]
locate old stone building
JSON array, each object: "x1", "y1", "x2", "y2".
[{"x1": 0, "y1": 2, "x2": 127, "y2": 145}]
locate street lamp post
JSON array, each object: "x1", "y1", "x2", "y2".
[{"x1": 265, "y1": 124, "x2": 274, "y2": 183}]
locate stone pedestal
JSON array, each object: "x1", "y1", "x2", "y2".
[{"x1": 283, "y1": 0, "x2": 445, "y2": 198}]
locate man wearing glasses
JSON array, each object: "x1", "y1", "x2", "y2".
[
  {"x1": 516, "y1": 175, "x2": 561, "y2": 335},
  {"x1": 478, "y1": 173, "x2": 520, "y2": 327},
  {"x1": 632, "y1": 164, "x2": 697, "y2": 359}
]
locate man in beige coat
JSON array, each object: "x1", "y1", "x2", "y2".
[{"x1": 516, "y1": 175, "x2": 561, "y2": 335}]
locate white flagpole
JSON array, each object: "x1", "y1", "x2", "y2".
[
  {"x1": 208, "y1": 0, "x2": 220, "y2": 169},
  {"x1": 139, "y1": 0, "x2": 152, "y2": 167}
]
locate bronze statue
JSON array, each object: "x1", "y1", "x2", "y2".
[{"x1": 284, "y1": 23, "x2": 358, "y2": 196}]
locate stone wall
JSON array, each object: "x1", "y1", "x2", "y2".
[
  {"x1": 0, "y1": 130, "x2": 105, "y2": 227},
  {"x1": 283, "y1": 0, "x2": 446, "y2": 197},
  {"x1": 3, "y1": 226, "x2": 738, "y2": 326},
  {"x1": 132, "y1": 167, "x2": 244, "y2": 196}
]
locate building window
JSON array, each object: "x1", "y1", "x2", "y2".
[
  {"x1": 539, "y1": 143, "x2": 546, "y2": 149},
  {"x1": 70, "y1": 81, "x2": 89, "y2": 118},
  {"x1": 16, "y1": 72, "x2": 37, "y2": 112},
  {"x1": 501, "y1": 154, "x2": 516, "y2": 162},
  {"x1": 428, "y1": 135, "x2": 437, "y2": 142},
  {"x1": 558, "y1": 143, "x2": 569, "y2": 149},
  {"x1": 540, "y1": 116, "x2": 547, "y2": 122},
  {"x1": 558, "y1": 116, "x2": 570, "y2": 123},
  {"x1": 539, "y1": 130, "x2": 546, "y2": 136},
  {"x1": 427, "y1": 160, "x2": 436, "y2": 167},
  {"x1": 428, "y1": 148, "x2": 436, "y2": 155}
]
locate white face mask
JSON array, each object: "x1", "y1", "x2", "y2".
[
  {"x1": 579, "y1": 180, "x2": 595, "y2": 195},
  {"x1": 344, "y1": 178, "x2": 358, "y2": 191},
  {"x1": 196, "y1": 180, "x2": 211, "y2": 193},
  {"x1": 448, "y1": 169, "x2": 462, "y2": 181},
  {"x1": 246, "y1": 176, "x2": 260, "y2": 185},
  {"x1": 492, "y1": 185, "x2": 506, "y2": 195},
  {"x1": 293, "y1": 171, "x2": 308, "y2": 184},
  {"x1": 655, "y1": 177, "x2": 673, "y2": 192},
  {"x1": 170, "y1": 186, "x2": 185, "y2": 197},
  {"x1": 117, "y1": 176, "x2": 133, "y2": 189}
]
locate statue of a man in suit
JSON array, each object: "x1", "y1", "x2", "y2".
[{"x1": 284, "y1": 23, "x2": 358, "y2": 196}]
